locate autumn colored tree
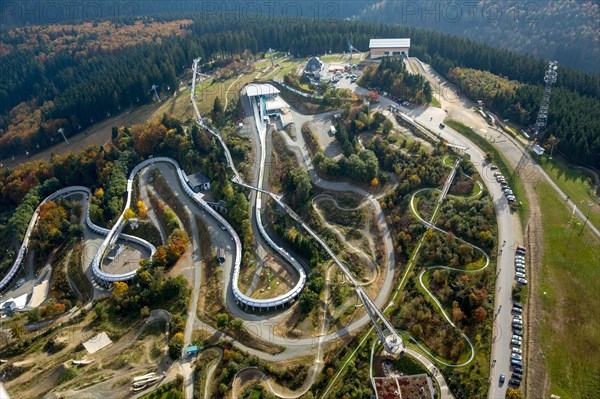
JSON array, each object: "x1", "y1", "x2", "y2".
[
  {"x1": 168, "y1": 332, "x2": 184, "y2": 359},
  {"x1": 370, "y1": 177, "x2": 379, "y2": 187},
  {"x1": 136, "y1": 200, "x2": 147, "y2": 218},
  {"x1": 472, "y1": 306, "x2": 488, "y2": 322},
  {"x1": 123, "y1": 208, "x2": 135, "y2": 220},
  {"x1": 113, "y1": 281, "x2": 129, "y2": 302},
  {"x1": 451, "y1": 300, "x2": 466, "y2": 323}
]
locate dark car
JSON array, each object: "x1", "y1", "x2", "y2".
[
  {"x1": 513, "y1": 366, "x2": 523, "y2": 374},
  {"x1": 512, "y1": 372, "x2": 523, "y2": 380},
  {"x1": 513, "y1": 302, "x2": 523, "y2": 309},
  {"x1": 439, "y1": 123, "x2": 445, "y2": 129},
  {"x1": 508, "y1": 378, "x2": 521, "y2": 387},
  {"x1": 499, "y1": 374, "x2": 505, "y2": 385}
]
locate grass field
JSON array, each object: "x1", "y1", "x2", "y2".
[
  {"x1": 430, "y1": 96, "x2": 441, "y2": 108},
  {"x1": 536, "y1": 180, "x2": 600, "y2": 398},
  {"x1": 536, "y1": 154, "x2": 599, "y2": 230}
]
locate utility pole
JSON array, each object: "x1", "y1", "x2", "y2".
[
  {"x1": 268, "y1": 48, "x2": 275, "y2": 67},
  {"x1": 58, "y1": 128, "x2": 69, "y2": 144},
  {"x1": 151, "y1": 84, "x2": 160, "y2": 101},
  {"x1": 579, "y1": 203, "x2": 593, "y2": 235}
]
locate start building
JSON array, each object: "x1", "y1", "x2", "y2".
[
  {"x1": 246, "y1": 83, "x2": 292, "y2": 127},
  {"x1": 369, "y1": 38, "x2": 410, "y2": 59}
]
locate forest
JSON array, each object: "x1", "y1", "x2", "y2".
[
  {"x1": 358, "y1": 57, "x2": 432, "y2": 104},
  {"x1": 0, "y1": 15, "x2": 598, "y2": 165},
  {"x1": 357, "y1": 0, "x2": 599, "y2": 73},
  {"x1": 447, "y1": 67, "x2": 599, "y2": 168}
]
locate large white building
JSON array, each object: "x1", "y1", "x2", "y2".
[
  {"x1": 369, "y1": 38, "x2": 410, "y2": 59},
  {"x1": 245, "y1": 83, "x2": 292, "y2": 126}
]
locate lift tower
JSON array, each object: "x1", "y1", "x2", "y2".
[{"x1": 514, "y1": 60, "x2": 558, "y2": 176}]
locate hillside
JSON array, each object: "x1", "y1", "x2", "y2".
[{"x1": 356, "y1": 0, "x2": 599, "y2": 73}]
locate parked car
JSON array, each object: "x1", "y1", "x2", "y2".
[
  {"x1": 513, "y1": 330, "x2": 523, "y2": 337},
  {"x1": 515, "y1": 272, "x2": 526, "y2": 278},
  {"x1": 511, "y1": 339, "x2": 522, "y2": 346},
  {"x1": 512, "y1": 347, "x2": 522, "y2": 354},
  {"x1": 517, "y1": 278, "x2": 528, "y2": 285},
  {"x1": 513, "y1": 302, "x2": 523, "y2": 309},
  {"x1": 490, "y1": 165, "x2": 498, "y2": 170},
  {"x1": 512, "y1": 372, "x2": 523, "y2": 380},
  {"x1": 511, "y1": 354, "x2": 522, "y2": 361},
  {"x1": 516, "y1": 268, "x2": 526, "y2": 275},
  {"x1": 511, "y1": 359, "x2": 523, "y2": 368},
  {"x1": 517, "y1": 245, "x2": 526, "y2": 251},
  {"x1": 509, "y1": 378, "x2": 521, "y2": 387},
  {"x1": 494, "y1": 172, "x2": 502, "y2": 177},
  {"x1": 512, "y1": 323, "x2": 523, "y2": 330},
  {"x1": 512, "y1": 307, "x2": 523, "y2": 314},
  {"x1": 513, "y1": 366, "x2": 523, "y2": 374}
]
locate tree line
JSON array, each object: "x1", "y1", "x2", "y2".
[{"x1": 1, "y1": 15, "x2": 597, "y2": 164}]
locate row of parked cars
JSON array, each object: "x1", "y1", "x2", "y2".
[
  {"x1": 509, "y1": 245, "x2": 527, "y2": 388},
  {"x1": 515, "y1": 245, "x2": 528, "y2": 285},
  {"x1": 493, "y1": 169, "x2": 518, "y2": 203}
]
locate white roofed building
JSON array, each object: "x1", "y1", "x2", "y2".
[
  {"x1": 245, "y1": 83, "x2": 291, "y2": 126},
  {"x1": 369, "y1": 38, "x2": 410, "y2": 59}
]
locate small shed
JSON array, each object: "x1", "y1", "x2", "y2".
[{"x1": 186, "y1": 345, "x2": 199, "y2": 356}]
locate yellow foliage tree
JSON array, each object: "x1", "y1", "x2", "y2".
[
  {"x1": 95, "y1": 187, "x2": 104, "y2": 197},
  {"x1": 506, "y1": 389, "x2": 522, "y2": 399},
  {"x1": 137, "y1": 200, "x2": 147, "y2": 218},
  {"x1": 123, "y1": 208, "x2": 135, "y2": 220},
  {"x1": 370, "y1": 177, "x2": 379, "y2": 187},
  {"x1": 113, "y1": 281, "x2": 129, "y2": 301}
]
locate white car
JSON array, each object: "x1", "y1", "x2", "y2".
[
  {"x1": 515, "y1": 255, "x2": 525, "y2": 260},
  {"x1": 511, "y1": 353, "x2": 523, "y2": 361},
  {"x1": 512, "y1": 307, "x2": 523, "y2": 314},
  {"x1": 517, "y1": 278, "x2": 528, "y2": 285},
  {"x1": 511, "y1": 339, "x2": 522, "y2": 346},
  {"x1": 512, "y1": 334, "x2": 522, "y2": 341},
  {"x1": 512, "y1": 347, "x2": 522, "y2": 354},
  {"x1": 515, "y1": 272, "x2": 526, "y2": 278},
  {"x1": 516, "y1": 268, "x2": 526, "y2": 274}
]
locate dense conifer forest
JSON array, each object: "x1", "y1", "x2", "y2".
[{"x1": 0, "y1": 16, "x2": 598, "y2": 167}]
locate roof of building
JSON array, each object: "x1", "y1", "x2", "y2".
[
  {"x1": 265, "y1": 95, "x2": 290, "y2": 111},
  {"x1": 369, "y1": 38, "x2": 411, "y2": 48},
  {"x1": 83, "y1": 332, "x2": 113, "y2": 354},
  {"x1": 304, "y1": 56, "x2": 323, "y2": 72},
  {"x1": 188, "y1": 172, "x2": 210, "y2": 187},
  {"x1": 246, "y1": 84, "x2": 280, "y2": 97},
  {"x1": 0, "y1": 293, "x2": 27, "y2": 310}
]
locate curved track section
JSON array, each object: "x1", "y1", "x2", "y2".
[
  {"x1": 407, "y1": 187, "x2": 492, "y2": 367},
  {"x1": 0, "y1": 186, "x2": 157, "y2": 291},
  {"x1": 191, "y1": 83, "x2": 307, "y2": 310}
]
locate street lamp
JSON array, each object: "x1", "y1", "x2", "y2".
[{"x1": 579, "y1": 203, "x2": 593, "y2": 235}]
